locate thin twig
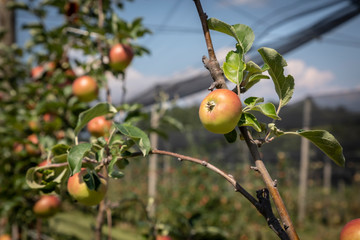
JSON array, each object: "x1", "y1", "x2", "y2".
[{"x1": 193, "y1": 0, "x2": 227, "y2": 90}]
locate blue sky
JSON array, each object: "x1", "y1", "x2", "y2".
[
  {"x1": 16, "y1": 0, "x2": 360, "y2": 105},
  {"x1": 114, "y1": 0, "x2": 360, "y2": 105}
]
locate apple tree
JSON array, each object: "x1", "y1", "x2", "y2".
[
  {"x1": 0, "y1": 0, "x2": 150, "y2": 238},
  {"x1": 1, "y1": 0, "x2": 347, "y2": 240}
]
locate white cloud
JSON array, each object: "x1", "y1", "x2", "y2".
[
  {"x1": 106, "y1": 66, "x2": 205, "y2": 105},
  {"x1": 286, "y1": 59, "x2": 334, "y2": 90}
]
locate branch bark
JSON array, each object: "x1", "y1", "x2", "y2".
[
  {"x1": 193, "y1": 0, "x2": 227, "y2": 90},
  {"x1": 193, "y1": 0, "x2": 299, "y2": 239},
  {"x1": 240, "y1": 127, "x2": 298, "y2": 239}
]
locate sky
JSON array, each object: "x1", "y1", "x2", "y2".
[
  {"x1": 112, "y1": 0, "x2": 360, "y2": 106},
  {"x1": 16, "y1": 0, "x2": 360, "y2": 106}
]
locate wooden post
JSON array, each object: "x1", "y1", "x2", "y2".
[
  {"x1": 323, "y1": 157, "x2": 332, "y2": 194},
  {"x1": 297, "y1": 97, "x2": 312, "y2": 224},
  {"x1": 147, "y1": 106, "x2": 160, "y2": 219}
]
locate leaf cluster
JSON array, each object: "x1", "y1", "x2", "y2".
[{"x1": 208, "y1": 18, "x2": 344, "y2": 167}]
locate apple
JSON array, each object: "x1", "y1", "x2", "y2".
[
  {"x1": 13, "y1": 142, "x2": 24, "y2": 154},
  {"x1": 87, "y1": 116, "x2": 112, "y2": 137},
  {"x1": 72, "y1": 76, "x2": 98, "y2": 102},
  {"x1": 109, "y1": 43, "x2": 134, "y2": 71},
  {"x1": 156, "y1": 236, "x2": 172, "y2": 240},
  {"x1": 199, "y1": 89, "x2": 242, "y2": 134},
  {"x1": 31, "y1": 65, "x2": 44, "y2": 80},
  {"x1": 33, "y1": 195, "x2": 61, "y2": 218},
  {"x1": 67, "y1": 168, "x2": 107, "y2": 206},
  {"x1": 25, "y1": 134, "x2": 40, "y2": 155},
  {"x1": 0, "y1": 234, "x2": 11, "y2": 240},
  {"x1": 340, "y1": 218, "x2": 360, "y2": 240}
]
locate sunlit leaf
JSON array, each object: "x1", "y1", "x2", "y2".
[
  {"x1": 67, "y1": 143, "x2": 92, "y2": 176},
  {"x1": 258, "y1": 47, "x2": 294, "y2": 110},
  {"x1": 238, "y1": 113, "x2": 262, "y2": 132},
  {"x1": 114, "y1": 123, "x2": 151, "y2": 156},
  {"x1": 285, "y1": 130, "x2": 345, "y2": 166}
]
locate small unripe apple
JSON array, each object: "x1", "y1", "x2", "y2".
[
  {"x1": 31, "y1": 65, "x2": 44, "y2": 80},
  {"x1": 72, "y1": 76, "x2": 98, "y2": 102},
  {"x1": 25, "y1": 134, "x2": 40, "y2": 155},
  {"x1": 13, "y1": 142, "x2": 24, "y2": 154},
  {"x1": 87, "y1": 116, "x2": 112, "y2": 137},
  {"x1": 33, "y1": 195, "x2": 61, "y2": 218},
  {"x1": 67, "y1": 169, "x2": 108, "y2": 206},
  {"x1": 0, "y1": 234, "x2": 11, "y2": 240},
  {"x1": 199, "y1": 89, "x2": 242, "y2": 134},
  {"x1": 109, "y1": 43, "x2": 134, "y2": 71},
  {"x1": 156, "y1": 236, "x2": 172, "y2": 240},
  {"x1": 340, "y1": 218, "x2": 360, "y2": 240}
]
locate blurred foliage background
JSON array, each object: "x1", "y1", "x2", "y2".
[{"x1": 0, "y1": 0, "x2": 359, "y2": 239}]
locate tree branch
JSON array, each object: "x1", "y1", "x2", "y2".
[
  {"x1": 239, "y1": 127, "x2": 299, "y2": 240},
  {"x1": 193, "y1": 0, "x2": 298, "y2": 239},
  {"x1": 193, "y1": 0, "x2": 227, "y2": 90}
]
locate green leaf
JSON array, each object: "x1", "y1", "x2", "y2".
[
  {"x1": 114, "y1": 123, "x2": 151, "y2": 156},
  {"x1": 74, "y1": 103, "x2": 117, "y2": 136},
  {"x1": 244, "y1": 97, "x2": 264, "y2": 107},
  {"x1": 258, "y1": 47, "x2": 294, "y2": 110},
  {"x1": 232, "y1": 24, "x2": 255, "y2": 53},
  {"x1": 67, "y1": 143, "x2": 92, "y2": 176},
  {"x1": 223, "y1": 47, "x2": 246, "y2": 84},
  {"x1": 224, "y1": 129, "x2": 237, "y2": 143},
  {"x1": 207, "y1": 18, "x2": 240, "y2": 47},
  {"x1": 108, "y1": 158, "x2": 125, "y2": 179},
  {"x1": 51, "y1": 144, "x2": 70, "y2": 156},
  {"x1": 26, "y1": 166, "x2": 67, "y2": 190},
  {"x1": 268, "y1": 123, "x2": 284, "y2": 136},
  {"x1": 285, "y1": 130, "x2": 345, "y2": 166},
  {"x1": 83, "y1": 170, "x2": 101, "y2": 191},
  {"x1": 245, "y1": 73, "x2": 270, "y2": 91},
  {"x1": 207, "y1": 18, "x2": 254, "y2": 53},
  {"x1": 238, "y1": 113, "x2": 262, "y2": 132},
  {"x1": 253, "y1": 103, "x2": 280, "y2": 120}
]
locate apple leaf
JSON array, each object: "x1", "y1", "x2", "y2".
[
  {"x1": 245, "y1": 73, "x2": 270, "y2": 91},
  {"x1": 83, "y1": 170, "x2": 102, "y2": 191},
  {"x1": 252, "y1": 103, "x2": 280, "y2": 120},
  {"x1": 243, "y1": 61, "x2": 270, "y2": 91},
  {"x1": 74, "y1": 102, "x2": 117, "y2": 136},
  {"x1": 108, "y1": 157, "x2": 125, "y2": 179},
  {"x1": 67, "y1": 143, "x2": 92, "y2": 176},
  {"x1": 114, "y1": 123, "x2": 151, "y2": 156},
  {"x1": 26, "y1": 166, "x2": 67, "y2": 190},
  {"x1": 238, "y1": 113, "x2": 262, "y2": 132},
  {"x1": 51, "y1": 143, "x2": 70, "y2": 156},
  {"x1": 224, "y1": 129, "x2": 237, "y2": 143},
  {"x1": 285, "y1": 130, "x2": 345, "y2": 166},
  {"x1": 207, "y1": 18, "x2": 254, "y2": 53},
  {"x1": 232, "y1": 24, "x2": 255, "y2": 53},
  {"x1": 223, "y1": 46, "x2": 246, "y2": 84},
  {"x1": 258, "y1": 47, "x2": 294, "y2": 110},
  {"x1": 244, "y1": 97, "x2": 264, "y2": 107},
  {"x1": 268, "y1": 123, "x2": 284, "y2": 137}
]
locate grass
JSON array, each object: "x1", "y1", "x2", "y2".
[{"x1": 49, "y1": 210, "x2": 145, "y2": 240}]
